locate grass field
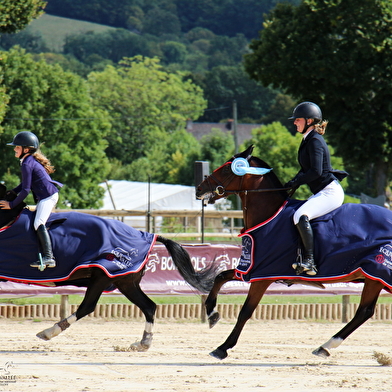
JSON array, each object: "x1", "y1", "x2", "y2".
[{"x1": 28, "y1": 13, "x2": 115, "y2": 52}]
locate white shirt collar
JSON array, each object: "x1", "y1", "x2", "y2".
[
  {"x1": 302, "y1": 127, "x2": 314, "y2": 140},
  {"x1": 19, "y1": 153, "x2": 31, "y2": 164}
]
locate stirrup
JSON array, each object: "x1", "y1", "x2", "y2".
[
  {"x1": 292, "y1": 250, "x2": 317, "y2": 275},
  {"x1": 30, "y1": 253, "x2": 56, "y2": 271},
  {"x1": 292, "y1": 248, "x2": 302, "y2": 271}
]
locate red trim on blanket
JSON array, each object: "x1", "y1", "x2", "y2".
[
  {"x1": 0, "y1": 211, "x2": 23, "y2": 232},
  {"x1": 239, "y1": 200, "x2": 289, "y2": 235},
  {"x1": 234, "y1": 267, "x2": 392, "y2": 293}
]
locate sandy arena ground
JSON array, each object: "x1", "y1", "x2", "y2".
[{"x1": 0, "y1": 317, "x2": 391, "y2": 392}]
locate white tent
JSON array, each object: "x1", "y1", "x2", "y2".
[{"x1": 99, "y1": 180, "x2": 226, "y2": 229}]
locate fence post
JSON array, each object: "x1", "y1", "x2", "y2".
[
  {"x1": 342, "y1": 295, "x2": 350, "y2": 323},
  {"x1": 60, "y1": 294, "x2": 69, "y2": 319}
]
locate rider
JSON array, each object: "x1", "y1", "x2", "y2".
[
  {"x1": 0, "y1": 131, "x2": 63, "y2": 269},
  {"x1": 284, "y1": 102, "x2": 347, "y2": 275}
]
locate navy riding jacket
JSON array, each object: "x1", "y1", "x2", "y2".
[
  {"x1": 10, "y1": 155, "x2": 63, "y2": 208},
  {"x1": 292, "y1": 130, "x2": 337, "y2": 194}
]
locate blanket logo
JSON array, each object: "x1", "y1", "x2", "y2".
[
  {"x1": 108, "y1": 247, "x2": 139, "y2": 270},
  {"x1": 237, "y1": 236, "x2": 252, "y2": 273},
  {"x1": 375, "y1": 244, "x2": 392, "y2": 270}
]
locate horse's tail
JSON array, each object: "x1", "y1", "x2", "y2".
[{"x1": 156, "y1": 235, "x2": 217, "y2": 293}]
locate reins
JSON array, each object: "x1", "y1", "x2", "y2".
[{"x1": 207, "y1": 171, "x2": 297, "y2": 198}]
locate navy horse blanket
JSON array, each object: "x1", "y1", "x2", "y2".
[
  {"x1": 236, "y1": 200, "x2": 392, "y2": 291},
  {"x1": 0, "y1": 209, "x2": 156, "y2": 284}
]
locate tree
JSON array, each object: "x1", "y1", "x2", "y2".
[
  {"x1": 63, "y1": 29, "x2": 161, "y2": 64},
  {"x1": 199, "y1": 127, "x2": 235, "y2": 170},
  {"x1": 195, "y1": 65, "x2": 276, "y2": 123},
  {"x1": 163, "y1": 128, "x2": 201, "y2": 185},
  {"x1": 0, "y1": 47, "x2": 111, "y2": 208},
  {"x1": 0, "y1": 0, "x2": 46, "y2": 34},
  {"x1": 143, "y1": 8, "x2": 181, "y2": 36},
  {"x1": 45, "y1": 0, "x2": 145, "y2": 29},
  {"x1": 160, "y1": 41, "x2": 187, "y2": 65},
  {"x1": 259, "y1": 93, "x2": 297, "y2": 133},
  {"x1": 244, "y1": 0, "x2": 392, "y2": 197},
  {"x1": 87, "y1": 56, "x2": 207, "y2": 181},
  {"x1": 0, "y1": 28, "x2": 48, "y2": 53},
  {"x1": 175, "y1": 0, "x2": 298, "y2": 39}
]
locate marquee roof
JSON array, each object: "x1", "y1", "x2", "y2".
[{"x1": 99, "y1": 180, "x2": 221, "y2": 211}]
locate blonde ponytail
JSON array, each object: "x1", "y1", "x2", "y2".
[
  {"x1": 32, "y1": 150, "x2": 55, "y2": 174},
  {"x1": 314, "y1": 120, "x2": 328, "y2": 135}
]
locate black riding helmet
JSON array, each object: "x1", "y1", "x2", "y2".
[
  {"x1": 7, "y1": 131, "x2": 39, "y2": 159},
  {"x1": 7, "y1": 131, "x2": 39, "y2": 149},
  {"x1": 288, "y1": 102, "x2": 322, "y2": 134}
]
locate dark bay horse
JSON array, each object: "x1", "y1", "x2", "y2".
[
  {"x1": 196, "y1": 145, "x2": 392, "y2": 360},
  {"x1": 0, "y1": 184, "x2": 216, "y2": 350}
]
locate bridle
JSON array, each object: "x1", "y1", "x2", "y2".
[
  {"x1": 202, "y1": 158, "x2": 298, "y2": 229},
  {"x1": 205, "y1": 161, "x2": 295, "y2": 198}
]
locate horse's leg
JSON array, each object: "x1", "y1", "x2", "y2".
[
  {"x1": 313, "y1": 278, "x2": 384, "y2": 358},
  {"x1": 205, "y1": 269, "x2": 236, "y2": 328},
  {"x1": 37, "y1": 269, "x2": 111, "y2": 341},
  {"x1": 210, "y1": 280, "x2": 272, "y2": 360},
  {"x1": 115, "y1": 275, "x2": 156, "y2": 352}
]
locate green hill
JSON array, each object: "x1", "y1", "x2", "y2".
[{"x1": 27, "y1": 13, "x2": 115, "y2": 52}]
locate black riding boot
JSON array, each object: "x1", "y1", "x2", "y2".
[
  {"x1": 292, "y1": 215, "x2": 317, "y2": 276},
  {"x1": 30, "y1": 224, "x2": 56, "y2": 269}
]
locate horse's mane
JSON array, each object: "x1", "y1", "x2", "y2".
[
  {"x1": 250, "y1": 156, "x2": 284, "y2": 188},
  {"x1": 0, "y1": 184, "x2": 26, "y2": 228}
]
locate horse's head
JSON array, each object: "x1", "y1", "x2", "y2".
[
  {"x1": 196, "y1": 145, "x2": 285, "y2": 204},
  {"x1": 196, "y1": 145, "x2": 289, "y2": 228},
  {"x1": 0, "y1": 184, "x2": 26, "y2": 228}
]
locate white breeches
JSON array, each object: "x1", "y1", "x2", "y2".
[
  {"x1": 34, "y1": 193, "x2": 59, "y2": 230},
  {"x1": 293, "y1": 180, "x2": 344, "y2": 225}
]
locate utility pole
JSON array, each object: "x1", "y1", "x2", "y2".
[
  {"x1": 233, "y1": 99, "x2": 238, "y2": 153},
  {"x1": 232, "y1": 100, "x2": 241, "y2": 212}
]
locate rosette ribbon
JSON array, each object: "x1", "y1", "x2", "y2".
[{"x1": 231, "y1": 158, "x2": 272, "y2": 176}]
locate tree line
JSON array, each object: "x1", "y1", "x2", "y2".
[{"x1": 0, "y1": 0, "x2": 296, "y2": 125}]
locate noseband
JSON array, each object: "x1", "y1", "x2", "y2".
[{"x1": 207, "y1": 169, "x2": 244, "y2": 196}]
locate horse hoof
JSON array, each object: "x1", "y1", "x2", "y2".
[
  {"x1": 130, "y1": 342, "x2": 149, "y2": 352},
  {"x1": 209, "y1": 348, "x2": 227, "y2": 360},
  {"x1": 312, "y1": 346, "x2": 330, "y2": 358},
  {"x1": 36, "y1": 331, "x2": 50, "y2": 341},
  {"x1": 208, "y1": 311, "x2": 220, "y2": 329}
]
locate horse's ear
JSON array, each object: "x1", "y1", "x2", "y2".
[
  {"x1": 234, "y1": 145, "x2": 254, "y2": 160},
  {"x1": 245, "y1": 145, "x2": 254, "y2": 160},
  {"x1": 0, "y1": 183, "x2": 6, "y2": 199}
]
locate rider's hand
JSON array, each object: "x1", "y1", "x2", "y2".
[
  {"x1": 0, "y1": 200, "x2": 11, "y2": 209},
  {"x1": 284, "y1": 180, "x2": 297, "y2": 189}
]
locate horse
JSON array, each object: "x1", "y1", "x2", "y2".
[
  {"x1": 0, "y1": 183, "x2": 216, "y2": 351},
  {"x1": 196, "y1": 145, "x2": 392, "y2": 360}
]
